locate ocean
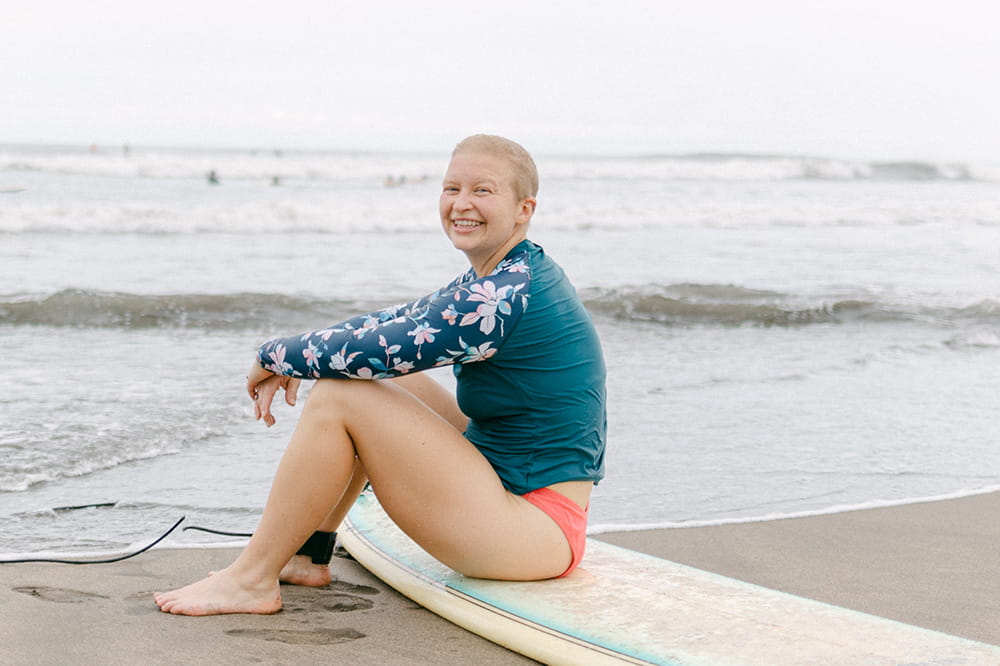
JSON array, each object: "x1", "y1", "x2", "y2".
[{"x1": 2, "y1": 143, "x2": 998, "y2": 557}]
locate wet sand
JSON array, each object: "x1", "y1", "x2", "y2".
[{"x1": 0, "y1": 548, "x2": 536, "y2": 665}]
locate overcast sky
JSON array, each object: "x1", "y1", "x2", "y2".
[{"x1": 4, "y1": 1, "x2": 998, "y2": 160}]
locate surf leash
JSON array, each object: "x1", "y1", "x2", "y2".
[
  {"x1": 182, "y1": 525, "x2": 253, "y2": 538},
  {"x1": 183, "y1": 525, "x2": 348, "y2": 563},
  {"x1": 0, "y1": 516, "x2": 185, "y2": 565}
]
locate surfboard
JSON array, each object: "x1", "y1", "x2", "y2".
[{"x1": 340, "y1": 491, "x2": 1000, "y2": 665}]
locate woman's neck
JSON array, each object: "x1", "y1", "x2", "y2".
[{"x1": 469, "y1": 234, "x2": 527, "y2": 278}]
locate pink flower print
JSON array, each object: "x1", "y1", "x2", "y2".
[
  {"x1": 379, "y1": 335, "x2": 401, "y2": 355},
  {"x1": 467, "y1": 281, "x2": 500, "y2": 303},
  {"x1": 505, "y1": 260, "x2": 528, "y2": 274},
  {"x1": 378, "y1": 334, "x2": 403, "y2": 368},
  {"x1": 408, "y1": 321, "x2": 440, "y2": 345},
  {"x1": 383, "y1": 303, "x2": 405, "y2": 318},
  {"x1": 441, "y1": 304, "x2": 460, "y2": 325},
  {"x1": 472, "y1": 342, "x2": 497, "y2": 360},
  {"x1": 446, "y1": 337, "x2": 497, "y2": 362},
  {"x1": 266, "y1": 344, "x2": 294, "y2": 374},
  {"x1": 389, "y1": 358, "x2": 415, "y2": 374},
  {"x1": 461, "y1": 303, "x2": 497, "y2": 334},
  {"x1": 461, "y1": 281, "x2": 512, "y2": 335},
  {"x1": 302, "y1": 341, "x2": 323, "y2": 369},
  {"x1": 407, "y1": 321, "x2": 440, "y2": 360},
  {"x1": 329, "y1": 342, "x2": 361, "y2": 371},
  {"x1": 353, "y1": 314, "x2": 381, "y2": 339}
]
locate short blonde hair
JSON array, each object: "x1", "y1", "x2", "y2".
[{"x1": 452, "y1": 134, "x2": 539, "y2": 201}]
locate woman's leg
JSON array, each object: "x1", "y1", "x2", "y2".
[
  {"x1": 278, "y1": 457, "x2": 368, "y2": 586},
  {"x1": 391, "y1": 372, "x2": 469, "y2": 432},
  {"x1": 313, "y1": 378, "x2": 570, "y2": 580},
  {"x1": 155, "y1": 382, "x2": 361, "y2": 614},
  {"x1": 278, "y1": 373, "x2": 465, "y2": 586},
  {"x1": 155, "y1": 377, "x2": 571, "y2": 615}
]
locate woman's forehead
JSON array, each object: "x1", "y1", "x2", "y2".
[{"x1": 444, "y1": 151, "x2": 514, "y2": 182}]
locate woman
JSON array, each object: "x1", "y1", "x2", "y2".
[{"x1": 155, "y1": 135, "x2": 606, "y2": 615}]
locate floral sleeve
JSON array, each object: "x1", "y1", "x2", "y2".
[{"x1": 257, "y1": 252, "x2": 531, "y2": 380}]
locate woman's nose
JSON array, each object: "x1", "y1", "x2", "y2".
[{"x1": 453, "y1": 190, "x2": 473, "y2": 210}]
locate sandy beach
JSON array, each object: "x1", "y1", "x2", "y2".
[
  {"x1": 2, "y1": 492, "x2": 998, "y2": 664},
  {"x1": 0, "y1": 547, "x2": 536, "y2": 665},
  {"x1": 597, "y1": 491, "x2": 1000, "y2": 647}
]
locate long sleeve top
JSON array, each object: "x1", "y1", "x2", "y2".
[{"x1": 258, "y1": 240, "x2": 606, "y2": 494}]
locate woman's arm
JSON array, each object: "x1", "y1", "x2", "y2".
[{"x1": 258, "y1": 251, "x2": 532, "y2": 381}]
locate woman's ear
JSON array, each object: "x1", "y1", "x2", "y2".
[{"x1": 516, "y1": 197, "x2": 537, "y2": 226}]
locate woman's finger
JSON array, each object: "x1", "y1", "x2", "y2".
[
  {"x1": 257, "y1": 384, "x2": 276, "y2": 426},
  {"x1": 284, "y1": 377, "x2": 301, "y2": 406}
]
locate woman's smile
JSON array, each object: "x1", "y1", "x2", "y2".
[{"x1": 450, "y1": 218, "x2": 484, "y2": 232}]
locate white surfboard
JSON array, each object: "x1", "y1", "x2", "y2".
[{"x1": 340, "y1": 491, "x2": 1000, "y2": 665}]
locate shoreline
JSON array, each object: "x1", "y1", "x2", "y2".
[
  {"x1": 5, "y1": 484, "x2": 999, "y2": 560},
  {"x1": 2, "y1": 492, "x2": 997, "y2": 664},
  {"x1": 589, "y1": 484, "x2": 1000, "y2": 534}
]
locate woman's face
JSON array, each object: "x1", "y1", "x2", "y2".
[{"x1": 440, "y1": 150, "x2": 535, "y2": 276}]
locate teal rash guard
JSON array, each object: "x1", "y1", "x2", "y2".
[{"x1": 257, "y1": 239, "x2": 606, "y2": 495}]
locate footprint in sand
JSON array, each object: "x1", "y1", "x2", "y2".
[
  {"x1": 283, "y1": 591, "x2": 376, "y2": 614},
  {"x1": 281, "y1": 580, "x2": 380, "y2": 614},
  {"x1": 318, "y1": 593, "x2": 375, "y2": 612},
  {"x1": 328, "y1": 580, "x2": 379, "y2": 596},
  {"x1": 14, "y1": 586, "x2": 109, "y2": 603},
  {"x1": 225, "y1": 628, "x2": 365, "y2": 645}
]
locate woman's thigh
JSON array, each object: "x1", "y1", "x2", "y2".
[
  {"x1": 391, "y1": 373, "x2": 468, "y2": 432},
  {"x1": 306, "y1": 378, "x2": 571, "y2": 580}
]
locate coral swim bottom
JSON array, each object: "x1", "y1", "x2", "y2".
[{"x1": 521, "y1": 486, "x2": 589, "y2": 577}]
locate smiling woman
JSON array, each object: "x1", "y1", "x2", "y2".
[
  {"x1": 440, "y1": 136, "x2": 538, "y2": 277},
  {"x1": 154, "y1": 135, "x2": 608, "y2": 616}
]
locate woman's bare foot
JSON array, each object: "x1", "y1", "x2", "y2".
[
  {"x1": 154, "y1": 566, "x2": 282, "y2": 616},
  {"x1": 279, "y1": 554, "x2": 333, "y2": 587},
  {"x1": 205, "y1": 555, "x2": 331, "y2": 587}
]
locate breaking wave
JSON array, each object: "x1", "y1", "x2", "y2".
[
  {"x1": 3, "y1": 286, "x2": 998, "y2": 331},
  {"x1": 580, "y1": 284, "x2": 1000, "y2": 328},
  {"x1": 0, "y1": 290, "x2": 360, "y2": 331}
]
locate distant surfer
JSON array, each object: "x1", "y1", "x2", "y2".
[
  {"x1": 207, "y1": 170, "x2": 219, "y2": 185},
  {"x1": 155, "y1": 135, "x2": 606, "y2": 615}
]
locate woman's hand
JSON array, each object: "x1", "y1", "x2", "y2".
[{"x1": 247, "y1": 362, "x2": 301, "y2": 427}]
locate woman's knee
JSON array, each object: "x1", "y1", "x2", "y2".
[
  {"x1": 309, "y1": 377, "x2": 372, "y2": 399},
  {"x1": 304, "y1": 378, "x2": 391, "y2": 420},
  {"x1": 301, "y1": 378, "x2": 356, "y2": 419}
]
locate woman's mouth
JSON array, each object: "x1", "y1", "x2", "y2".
[{"x1": 452, "y1": 219, "x2": 483, "y2": 231}]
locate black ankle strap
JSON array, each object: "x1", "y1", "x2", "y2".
[{"x1": 296, "y1": 530, "x2": 337, "y2": 565}]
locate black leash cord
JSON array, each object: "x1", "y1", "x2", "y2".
[
  {"x1": 0, "y1": 516, "x2": 185, "y2": 565},
  {"x1": 183, "y1": 525, "x2": 253, "y2": 538}
]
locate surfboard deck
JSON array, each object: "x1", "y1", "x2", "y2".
[{"x1": 340, "y1": 491, "x2": 1000, "y2": 665}]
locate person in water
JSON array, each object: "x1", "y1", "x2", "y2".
[{"x1": 155, "y1": 134, "x2": 606, "y2": 615}]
